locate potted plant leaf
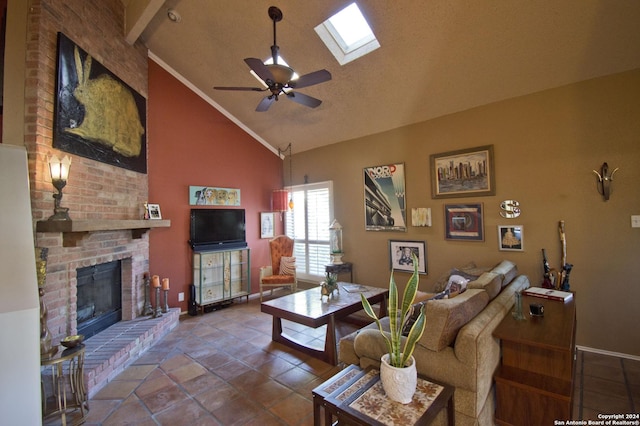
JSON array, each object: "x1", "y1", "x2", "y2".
[{"x1": 360, "y1": 253, "x2": 426, "y2": 403}]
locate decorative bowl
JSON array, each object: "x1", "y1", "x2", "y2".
[{"x1": 60, "y1": 334, "x2": 84, "y2": 348}]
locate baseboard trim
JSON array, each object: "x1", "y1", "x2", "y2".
[{"x1": 576, "y1": 345, "x2": 640, "y2": 361}]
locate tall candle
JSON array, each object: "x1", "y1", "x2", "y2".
[
  {"x1": 162, "y1": 278, "x2": 170, "y2": 291},
  {"x1": 152, "y1": 275, "x2": 160, "y2": 288}
]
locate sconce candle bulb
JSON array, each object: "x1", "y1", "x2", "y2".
[{"x1": 47, "y1": 155, "x2": 72, "y2": 221}]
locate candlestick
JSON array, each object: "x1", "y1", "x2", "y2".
[
  {"x1": 142, "y1": 272, "x2": 153, "y2": 316},
  {"x1": 153, "y1": 286, "x2": 162, "y2": 318},
  {"x1": 152, "y1": 275, "x2": 160, "y2": 288},
  {"x1": 162, "y1": 289, "x2": 169, "y2": 313},
  {"x1": 162, "y1": 278, "x2": 170, "y2": 291}
]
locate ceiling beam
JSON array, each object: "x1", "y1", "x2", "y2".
[{"x1": 124, "y1": 0, "x2": 164, "y2": 45}]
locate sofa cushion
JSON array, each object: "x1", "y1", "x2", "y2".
[
  {"x1": 491, "y1": 260, "x2": 518, "y2": 287},
  {"x1": 433, "y1": 262, "x2": 491, "y2": 292},
  {"x1": 419, "y1": 289, "x2": 490, "y2": 351},
  {"x1": 401, "y1": 291, "x2": 446, "y2": 335},
  {"x1": 467, "y1": 271, "x2": 502, "y2": 299}
]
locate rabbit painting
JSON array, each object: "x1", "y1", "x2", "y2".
[{"x1": 64, "y1": 46, "x2": 144, "y2": 158}]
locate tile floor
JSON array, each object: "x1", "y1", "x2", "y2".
[{"x1": 78, "y1": 292, "x2": 637, "y2": 425}]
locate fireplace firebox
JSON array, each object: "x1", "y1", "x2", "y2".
[{"x1": 76, "y1": 261, "x2": 122, "y2": 338}]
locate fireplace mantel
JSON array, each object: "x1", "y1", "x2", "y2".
[{"x1": 36, "y1": 219, "x2": 171, "y2": 247}]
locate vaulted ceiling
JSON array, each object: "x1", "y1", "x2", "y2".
[{"x1": 123, "y1": 0, "x2": 640, "y2": 154}]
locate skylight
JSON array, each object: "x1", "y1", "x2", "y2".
[{"x1": 315, "y1": 2, "x2": 379, "y2": 65}]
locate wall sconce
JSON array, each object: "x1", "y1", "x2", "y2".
[
  {"x1": 592, "y1": 162, "x2": 619, "y2": 201},
  {"x1": 48, "y1": 155, "x2": 72, "y2": 221},
  {"x1": 329, "y1": 219, "x2": 344, "y2": 264}
]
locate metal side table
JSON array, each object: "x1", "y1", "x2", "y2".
[{"x1": 41, "y1": 344, "x2": 89, "y2": 426}]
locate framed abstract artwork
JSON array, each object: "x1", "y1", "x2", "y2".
[
  {"x1": 430, "y1": 145, "x2": 495, "y2": 199},
  {"x1": 389, "y1": 240, "x2": 427, "y2": 274},
  {"x1": 444, "y1": 203, "x2": 484, "y2": 241},
  {"x1": 363, "y1": 163, "x2": 407, "y2": 231}
]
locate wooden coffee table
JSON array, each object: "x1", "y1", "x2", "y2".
[{"x1": 260, "y1": 283, "x2": 388, "y2": 365}]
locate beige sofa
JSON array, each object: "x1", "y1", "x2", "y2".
[{"x1": 339, "y1": 260, "x2": 530, "y2": 426}]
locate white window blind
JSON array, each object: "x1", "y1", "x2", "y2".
[{"x1": 285, "y1": 181, "x2": 333, "y2": 280}]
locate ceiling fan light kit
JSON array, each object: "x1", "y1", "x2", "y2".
[{"x1": 214, "y1": 6, "x2": 331, "y2": 112}]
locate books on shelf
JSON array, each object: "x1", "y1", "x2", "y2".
[{"x1": 523, "y1": 287, "x2": 573, "y2": 302}]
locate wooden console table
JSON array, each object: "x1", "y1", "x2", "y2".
[{"x1": 493, "y1": 293, "x2": 576, "y2": 425}]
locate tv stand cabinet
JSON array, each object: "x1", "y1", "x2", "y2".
[
  {"x1": 193, "y1": 247, "x2": 250, "y2": 313},
  {"x1": 493, "y1": 294, "x2": 576, "y2": 425}
]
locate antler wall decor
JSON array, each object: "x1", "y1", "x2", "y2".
[{"x1": 592, "y1": 162, "x2": 619, "y2": 201}]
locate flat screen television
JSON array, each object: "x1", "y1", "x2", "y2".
[{"x1": 189, "y1": 208, "x2": 247, "y2": 251}]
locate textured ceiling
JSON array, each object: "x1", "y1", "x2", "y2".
[{"x1": 131, "y1": 0, "x2": 640, "y2": 154}]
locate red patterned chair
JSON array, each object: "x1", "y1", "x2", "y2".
[{"x1": 259, "y1": 235, "x2": 297, "y2": 301}]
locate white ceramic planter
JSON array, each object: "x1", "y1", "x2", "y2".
[{"x1": 380, "y1": 353, "x2": 417, "y2": 404}]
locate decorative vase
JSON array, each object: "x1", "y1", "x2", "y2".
[{"x1": 380, "y1": 353, "x2": 417, "y2": 404}]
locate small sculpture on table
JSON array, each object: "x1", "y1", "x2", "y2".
[{"x1": 320, "y1": 272, "x2": 339, "y2": 301}]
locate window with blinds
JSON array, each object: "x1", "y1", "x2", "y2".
[{"x1": 285, "y1": 181, "x2": 334, "y2": 280}]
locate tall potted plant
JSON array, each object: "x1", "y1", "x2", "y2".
[{"x1": 361, "y1": 253, "x2": 426, "y2": 403}]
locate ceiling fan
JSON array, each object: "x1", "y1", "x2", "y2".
[{"x1": 214, "y1": 6, "x2": 332, "y2": 112}]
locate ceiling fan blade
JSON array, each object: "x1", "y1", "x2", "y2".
[
  {"x1": 213, "y1": 86, "x2": 265, "y2": 92},
  {"x1": 245, "y1": 58, "x2": 274, "y2": 83},
  {"x1": 290, "y1": 69, "x2": 332, "y2": 89},
  {"x1": 286, "y1": 91, "x2": 322, "y2": 108},
  {"x1": 256, "y1": 96, "x2": 276, "y2": 112}
]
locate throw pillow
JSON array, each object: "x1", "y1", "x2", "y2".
[
  {"x1": 444, "y1": 274, "x2": 470, "y2": 297},
  {"x1": 401, "y1": 291, "x2": 446, "y2": 336},
  {"x1": 279, "y1": 256, "x2": 296, "y2": 276}
]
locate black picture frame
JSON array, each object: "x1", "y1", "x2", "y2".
[
  {"x1": 389, "y1": 240, "x2": 427, "y2": 274},
  {"x1": 53, "y1": 33, "x2": 147, "y2": 174}
]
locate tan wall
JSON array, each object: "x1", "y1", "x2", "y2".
[{"x1": 291, "y1": 69, "x2": 640, "y2": 357}]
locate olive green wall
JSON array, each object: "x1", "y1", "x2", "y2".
[{"x1": 290, "y1": 69, "x2": 640, "y2": 357}]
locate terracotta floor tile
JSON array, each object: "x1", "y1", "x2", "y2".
[
  {"x1": 275, "y1": 366, "x2": 318, "y2": 391},
  {"x1": 256, "y1": 356, "x2": 297, "y2": 378},
  {"x1": 154, "y1": 398, "x2": 220, "y2": 425},
  {"x1": 101, "y1": 394, "x2": 155, "y2": 426},
  {"x1": 113, "y1": 364, "x2": 156, "y2": 381},
  {"x1": 228, "y1": 369, "x2": 272, "y2": 392},
  {"x1": 194, "y1": 382, "x2": 240, "y2": 412},
  {"x1": 181, "y1": 372, "x2": 227, "y2": 397},
  {"x1": 245, "y1": 379, "x2": 294, "y2": 408},
  {"x1": 268, "y1": 392, "x2": 313, "y2": 425},
  {"x1": 92, "y1": 379, "x2": 140, "y2": 400},
  {"x1": 139, "y1": 381, "x2": 189, "y2": 414},
  {"x1": 210, "y1": 358, "x2": 253, "y2": 381},
  {"x1": 82, "y1": 399, "x2": 120, "y2": 424},
  {"x1": 167, "y1": 361, "x2": 209, "y2": 384},
  {"x1": 211, "y1": 394, "x2": 266, "y2": 425},
  {"x1": 134, "y1": 373, "x2": 175, "y2": 398}
]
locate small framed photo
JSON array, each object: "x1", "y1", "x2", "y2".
[
  {"x1": 444, "y1": 203, "x2": 484, "y2": 241},
  {"x1": 147, "y1": 203, "x2": 162, "y2": 220},
  {"x1": 389, "y1": 240, "x2": 427, "y2": 274},
  {"x1": 260, "y1": 212, "x2": 276, "y2": 239},
  {"x1": 498, "y1": 225, "x2": 524, "y2": 251}
]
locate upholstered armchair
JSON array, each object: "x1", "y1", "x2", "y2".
[{"x1": 259, "y1": 235, "x2": 297, "y2": 301}]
